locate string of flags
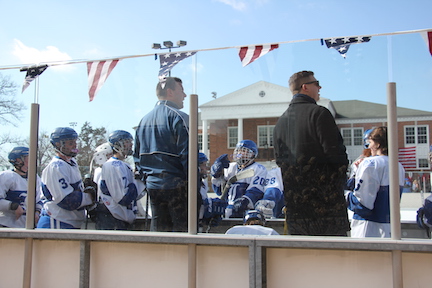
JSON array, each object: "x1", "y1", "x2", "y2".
[{"x1": 11, "y1": 28, "x2": 432, "y2": 102}]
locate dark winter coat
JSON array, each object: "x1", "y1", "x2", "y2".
[{"x1": 273, "y1": 94, "x2": 350, "y2": 236}]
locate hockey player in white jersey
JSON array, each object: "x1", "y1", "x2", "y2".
[
  {"x1": 37, "y1": 127, "x2": 96, "y2": 229},
  {"x1": 225, "y1": 209, "x2": 279, "y2": 235},
  {"x1": 255, "y1": 167, "x2": 284, "y2": 219},
  {"x1": 0, "y1": 147, "x2": 43, "y2": 228},
  {"x1": 346, "y1": 127, "x2": 405, "y2": 238},
  {"x1": 96, "y1": 130, "x2": 138, "y2": 230},
  {"x1": 211, "y1": 140, "x2": 267, "y2": 218}
]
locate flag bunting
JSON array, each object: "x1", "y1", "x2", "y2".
[
  {"x1": 238, "y1": 44, "x2": 279, "y2": 67},
  {"x1": 87, "y1": 60, "x2": 119, "y2": 102},
  {"x1": 21, "y1": 64, "x2": 48, "y2": 93},
  {"x1": 398, "y1": 146, "x2": 417, "y2": 170},
  {"x1": 420, "y1": 30, "x2": 432, "y2": 56},
  {"x1": 158, "y1": 51, "x2": 196, "y2": 84},
  {"x1": 323, "y1": 36, "x2": 371, "y2": 58}
]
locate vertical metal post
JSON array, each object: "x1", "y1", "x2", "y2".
[
  {"x1": 188, "y1": 94, "x2": 198, "y2": 235},
  {"x1": 26, "y1": 103, "x2": 39, "y2": 229},
  {"x1": 188, "y1": 94, "x2": 198, "y2": 288},
  {"x1": 387, "y1": 82, "x2": 403, "y2": 288}
]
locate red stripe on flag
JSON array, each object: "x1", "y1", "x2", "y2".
[
  {"x1": 427, "y1": 31, "x2": 432, "y2": 56},
  {"x1": 238, "y1": 44, "x2": 279, "y2": 67},
  {"x1": 87, "y1": 60, "x2": 119, "y2": 101},
  {"x1": 398, "y1": 146, "x2": 417, "y2": 170},
  {"x1": 238, "y1": 47, "x2": 248, "y2": 62},
  {"x1": 249, "y1": 45, "x2": 264, "y2": 64}
]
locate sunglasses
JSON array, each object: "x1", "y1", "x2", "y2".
[{"x1": 302, "y1": 80, "x2": 320, "y2": 87}]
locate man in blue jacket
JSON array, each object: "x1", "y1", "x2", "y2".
[{"x1": 134, "y1": 77, "x2": 189, "y2": 232}]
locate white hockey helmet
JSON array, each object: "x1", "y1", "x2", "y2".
[{"x1": 93, "y1": 142, "x2": 113, "y2": 166}]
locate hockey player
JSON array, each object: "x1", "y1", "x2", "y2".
[
  {"x1": 91, "y1": 142, "x2": 113, "y2": 189},
  {"x1": 37, "y1": 127, "x2": 96, "y2": 229},
  {"x1": 211, "y1": 140, "x2": 267, "y2": 218},
  {"x1": 96, "y1": 130, "x2": 138, "y2": 230},
  {"x1": 346, "y1": 129, "x2": 373, "y2": 191},
  {"x1": 346, "y1": 127, "x2": 405, "y2": 238},
  {"x1": 225, "y1": 209, "x2": 279, "y2": 235},
  {"x1": 0, "y1": 147, "x2": 43, "y2": 228},
  {"x1": 197, "y1": 152, "x2": 226, "y2": 232},
  {"x1": 255, "y1": 167, "x2": 285, "y2": 219}
]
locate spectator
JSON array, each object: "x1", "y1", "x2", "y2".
[
  {"x1": 134, "y1": 77, "x2": 190, "y2": 232},
  {"x1": 0, "y1": 147, "x2": 43, "y2": 228},
  {"x1": 346, "y1": 127, "x2": 405, "y2": 238},
  {"x1": 273, "y1": 70, "x2": 350, "y2": 236}
]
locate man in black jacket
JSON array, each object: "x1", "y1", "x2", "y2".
[{"x1": 273, "y1": 71, "x2": 350, "y2": 236}]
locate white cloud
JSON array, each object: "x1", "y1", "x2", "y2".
[
  {"x1": 215, "y1": 0, "x2": 247, "y2": 11},
  {"x1": 214, "y1": 0, "x2": 269, "y2": 11},
  {"x1": 12, "y1": 39, "x2": 74, "y2": 71}
]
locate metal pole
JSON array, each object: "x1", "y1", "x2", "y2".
[
  {"x1": 188, "y1": 94, "x2": 198, "y2": 288},
  {"x1": 387, "y1": 82, "x2": 403, "y2": 288},
  {"x1": 188, "y1": 94, "x2": 198, "y2": 234}
]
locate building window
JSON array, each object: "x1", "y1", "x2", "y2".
[
  {"x1": 341, "y1": 128, "x2": 363, "y2": 147},
  {"x1": 405, "y1": 125, "x2": 428, "y2": 145},
  {"x1": 198, "y1": 134, "x2": 203, "y2": 151},
  {"x1": 419, "y1": 158, "x2": 429, "y2": 169},
  {"x1": 228, "y1": 127, "x2": 238, "y2": 148},
  {"x1": 257, "y1": 125, "x2": 274, "y2": 148}
]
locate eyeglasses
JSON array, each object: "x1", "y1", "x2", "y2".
[{"x1": 302, "y1": 80, "x2": 320, "y2": 87}]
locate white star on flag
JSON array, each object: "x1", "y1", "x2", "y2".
[{"x1": 323, "y1": 36, "x2": 371, "y2": 58}]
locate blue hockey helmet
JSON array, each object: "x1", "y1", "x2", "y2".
[
  {"x1": 198, "y1": 152, "x2": 208, "y2": 164},
  {"x1": 8, "y1": 146, "x2": 30, "y2": 166},
  {"x1": 234, "y1": 140, "x2": 258, "y2": 168},
  {"x1": 363, "y1": 129, "x2": 373, "y2": 149},
  {"x1": 244, "y1": 209, "x2": 265, "y2": 225},
  {"x1": 50, "y1": 127, "x2": 78, "y2": 146},
  {"x1": 109, "y1": 130, "x2": 133, "y2": 157}
]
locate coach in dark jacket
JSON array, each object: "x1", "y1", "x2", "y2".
[{"x1": 273, "y1": 71, "x2": 350, "y2": 236}]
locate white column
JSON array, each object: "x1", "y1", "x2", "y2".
[
  {"x1": 202, "y1": 119, "x2": 208, "y2": 154},
  {"x1": 238, "y1": 118, "x2": 244, "y2": 141}
]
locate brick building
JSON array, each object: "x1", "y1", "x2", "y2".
[{"x1": 198, "y1": 81, "x2": 432, "y2": 191}]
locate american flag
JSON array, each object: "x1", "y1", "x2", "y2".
[
  {"x1": 238, "y1": 44, "x2": 279, "y2": 67},
  {"x1": 420, "y1": 30, "x2": 432, "y2": 56},
  {"x1": 398, "y1": 146, "x2": 417, "y2": 170},
  {"x1": 323, "y1": 36, "x2": 371, "y2": 58},
  {"x1": 21, "y1": 64, "x2": 48, "y2": 93},
  {"x1": 87, "y1": 60, "x2": 119, "y2": 102},
  {"x1": 158, "y1": 51, "x2": 196, "y2": 80}
]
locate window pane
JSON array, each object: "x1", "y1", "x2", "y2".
[
  {"x1": 342, "y1": 129, "x2": 352, "y2": 146},
  {"x1": 198, "y1": 134, "x2": 203, "y2": 150},
  {"x1": 353, "y1": 128, "x2": 363, "y2": 146},
  {"x1": 419, "y1": 158, "x2": 429, "y2": 168},
  {"x1": 258, "y1": 126, "x2": 267, "y2": 147},
  {"x1": 228, "y1": 127, "x2": 238, "y2": 148}
]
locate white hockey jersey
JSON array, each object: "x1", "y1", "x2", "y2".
[
  {"x1": 225, "y1": 224, "x2": 279, "y2": 235},
  {"x1": 346, "y1": 155, "x2": 405, "y2": 238},
  {"x1": 0, "y1": 170, "x2": 43, "y2": 228},
  {"x1": 41, "y1": 156, "x2": 93, "y2": 228},
  {"x1": 100, "y1": 157, "x2": 137, "y2": 224}
]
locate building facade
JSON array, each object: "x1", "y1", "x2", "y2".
[{"x1": 199, "y1": 81, "x2": 432, "y2": 191}]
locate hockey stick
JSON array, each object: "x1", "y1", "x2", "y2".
[{"x1": 220, "y1": 168, "x2": 255, "y2": 201}]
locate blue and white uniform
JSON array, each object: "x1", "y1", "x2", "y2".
[
  {"x1": 99, "y1": 157, "x2": 138, "y2": 224},
  {"x1": 346, "y1": 155, "x2": 405, "y2": 238},
  {"x1": 0, "y1": 170, "x2": 43, "y2": 228},
  {"x1": 39, "y1": 157, "x2": 93, "y2": 228},
  {"x1": 256, "y1": 167, "x2": 285, "y2": 218},
  {"x1": 212, "y1": 162, "x2": 267, "y2": 217},
  {"x1": 225, "y1": 225, "x2": 279, "y2": 235}
]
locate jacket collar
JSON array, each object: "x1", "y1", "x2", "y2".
[
  {"x1": 157, "y1": 100, "x2": 180, "y2": 109},
  {"x1": 293, "y1": 93, "x2": 316, "y2": 104}
]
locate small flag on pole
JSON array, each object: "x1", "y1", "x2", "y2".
[
  {"x1": 420, "y1": 30, "x2": 432, "y2": 56},
  {"x1": 158, "y1": 51, "x2": 196, "y2": 83},
  {"x1": 21, "y1": 64, "x2": 48, "y2": 93},
  {"x1": 87, "y1": 59, "x2": 119, "y2": 102},
  {"x1": 238, "y1": 44, "x2": 279, "y2": 67},
  {"x1": 398, "y1": 146, "x2": 417, "y2": 170},
  {"x1": 323, "y1": 36, "x2": 371, "y2": 58}
]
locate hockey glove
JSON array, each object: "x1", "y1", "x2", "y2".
[
  {"x1": 232, "y1": 196, "x2": 252, "y2": 216},
  {"x1": 210, "y1": 154, "x2": 230, "y2": 178},
  {"x1": 210, "y1": 198, "x2": 228, "y2": 217},
  {"x1": 83, "y1": 174, "x2": 97, "y2": 202},
  {"x1": 255, "y1": 200, "x2": 275, "y2": 219}
]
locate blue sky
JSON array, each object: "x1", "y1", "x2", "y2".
[{"x1": 0, "y1": 0, "x2": 431, "y2": 142}]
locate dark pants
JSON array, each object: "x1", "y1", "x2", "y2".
[
  {"x1": 94, "y1": 203, "x2": 131, "y2": 230},
  {"x1": 148, "y1": 186, "x2": 188, "y2": 232}
]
